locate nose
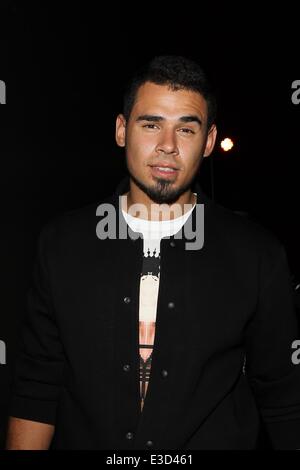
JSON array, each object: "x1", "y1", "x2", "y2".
[{"x1": 155, "y1": 129, "x2": 179, "y2": 156}]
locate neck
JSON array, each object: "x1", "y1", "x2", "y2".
[{"x1": 122, "y1": 181, "x2": 196, "y2": 221}]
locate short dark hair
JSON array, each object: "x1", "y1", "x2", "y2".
[{"x1": 123, "y1": 55, "x2": 217, "y2": 130}]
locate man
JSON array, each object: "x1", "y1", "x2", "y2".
[{"x1": 6, "y1": 56, "x2": 300, "y2": 449}]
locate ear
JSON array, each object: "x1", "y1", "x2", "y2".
[
  {"x1": 115, "y1": 114, "x2": 126, "y2": 147},
  {"x1": 203, "y1": 124, "x2": 217, "y2": 158}
]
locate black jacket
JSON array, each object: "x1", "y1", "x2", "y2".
[{"x1": 9, "y1": 176, "x2": 300, "y2": 449}]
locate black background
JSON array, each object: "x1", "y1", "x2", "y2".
[{"x1": 0, "y1": 1, "x2": 299, "y2": 449}]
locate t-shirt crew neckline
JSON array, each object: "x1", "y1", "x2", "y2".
[{"x1": 121, "y1": 193, "x2": 197, "y2": 238}]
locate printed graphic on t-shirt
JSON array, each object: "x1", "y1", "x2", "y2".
[{"x1": 139, "y1": 246, "x2": 160, "y2": 411}]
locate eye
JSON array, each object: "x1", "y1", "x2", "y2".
[
  {"x1": 179, "y1": 128, "x2": 195, "y2": 134},
  {"x1": 142, "y1": 124, "x2": 159, "y2": 129}
]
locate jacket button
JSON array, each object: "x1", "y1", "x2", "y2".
[
  {"x1": 168, "y1": 301, "x2": 175, "y2": 309},
  {"x1": 126, "y1": 432, "x2": 134, "y2": 440},
  {"x1": 170, "y1": 241, "x2": 176, "y2": 247},
  {"x1": 161, "y1": 369, "x2": 168, "y2": 378},
  {"x1": 123, "y1": 364, "x2": 130, "y2": 372},
  {"x1": 123, "y1": 296, "x2": 131, "y2": 304},
  {"x1": 146, "y1": 440, "x2": 153, "y2": 448}
]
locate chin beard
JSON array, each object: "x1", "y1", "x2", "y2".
[{"x1": 128, "y1": 171, "x2": 195, "y2": 205}]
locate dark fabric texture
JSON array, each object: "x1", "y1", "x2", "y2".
[{"x1": 9, "y1": 176, "x2": 300, "y2": 449}]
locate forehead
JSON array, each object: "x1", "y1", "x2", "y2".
[{"x1": 131, "y1": 82, "x2": 208, "y2": 122}]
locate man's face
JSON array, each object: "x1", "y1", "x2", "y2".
[{"x1": 116, "y1": 81, "x2": 217, "y2": 204}]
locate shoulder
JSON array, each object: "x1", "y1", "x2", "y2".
[
  {"x1": 205, "y1": 199, "x2": 286, "y2": 271},
  {"x1": 37, "y1": 194, "x2": 116, "y2": 252}
]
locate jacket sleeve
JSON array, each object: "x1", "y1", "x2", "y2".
[
  {"x1": 245, "y1": 242, "x2": 300, "y2": 449},
  {"x1": 9, "y1": 222, "x2": 65, "y2": 425}
]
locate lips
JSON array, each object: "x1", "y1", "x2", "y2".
[
  {"x1": 150, "y1": 164, "x2": 179, "y2": 171},
  {"x1": 150, "y1": 165, "x2": 179, "y2": 178}
]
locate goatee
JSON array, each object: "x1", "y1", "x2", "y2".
[{"x1": 128, "y1": 171, "x2": 195, "y2": 205}]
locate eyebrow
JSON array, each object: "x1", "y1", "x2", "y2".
[{"x1": 136, "y1": 114, "x2": 202, "y2": 126}]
